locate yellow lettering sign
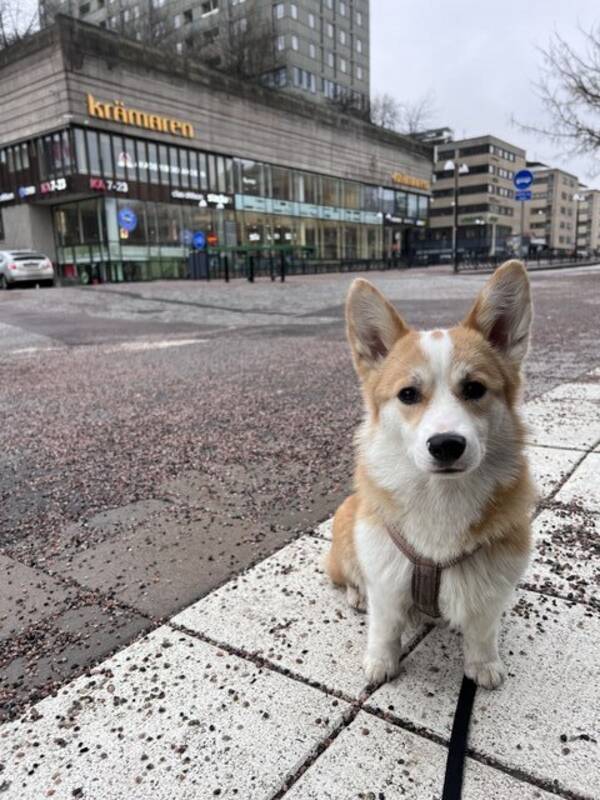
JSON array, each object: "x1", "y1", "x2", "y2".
[
  {"x1": 391, "y1": 172, "x2": 430, "y2": 191},
  {"x1": 86, "y1": 94, "x2": 195, "y2": 139}
]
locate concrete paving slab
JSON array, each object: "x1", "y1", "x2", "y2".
[
  {"x1": 285, "y1": 711, "x2": 560, "y2": 800},
  {"x1": 367, "y1": 590, "x2": 599, "y2": 798},
  {"x1": 0, "y1": 554, "x2": 74, "y2": 642},
  {"x1": 174, "y1": 536, "x2": 424, "y2": 699},
  {"x1": 315, "y1": 518, "x2": 333, "y2": 539},
  {"x1": 1, "y1": 603, "x2": 150, "y2": 722},
  {"x1": 85, "y1": 499, "x2": 171, "y2": 533},
  {"x1": 525, "y1": 508, "x2": 600, "y2": 609},
  {"x1": 47, "y1": 507, "x2": 289, "y2": 619},
  {"x1": 526, "y1": 445, "x2": 583, "y2": 499},
  {"x1": 547, "y1": 380, "x2": 600, "y2": 402},
  {"x1": 524, "y1": 389, "x2": 600, "y2": 450},
  {"x1": 554, "y1": 452, "x2": 600, "y2": 512},
  {"x1": 0, "y1": 627, "x2": 349, "y2": 800}
]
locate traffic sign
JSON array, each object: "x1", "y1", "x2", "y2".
[
  {"x1": 192, "y1": 231, "x2": 206, "y2": 249},
  {"x1": 513, "y1": 169, "x2": 534, "y2": 190},
  {"x1": 515, "y1": 190, "x2": 532, "y2": 201},
  {"x1": 206, "y1": 232, "x2": 218, "y2": 247},
  {"x1": 117, "y1": 207, "x2": 138, "y2": 232}
]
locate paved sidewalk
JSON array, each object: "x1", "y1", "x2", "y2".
[{"x1": 1, "y1": 371, "x2": 599, "y2": 799}]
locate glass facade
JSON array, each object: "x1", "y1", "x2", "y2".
[{"x1": 0, "y1": 126, "x2": 430, "y2": 282}]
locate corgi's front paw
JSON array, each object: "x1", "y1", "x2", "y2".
[
  {"x1": 465, "y1": 659, "x2": 506, "y2": 690},
  {"x1": 363, "y1": 649, "x2": 401, "y2": 685}
]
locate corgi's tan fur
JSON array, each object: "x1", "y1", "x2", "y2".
[{"x1": 325, "y1": 260, "x2": 537, "y2": 689}]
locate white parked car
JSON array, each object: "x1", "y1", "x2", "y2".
[{"x1": 0, "y1": 250, "x2": 55, "y2": 288}]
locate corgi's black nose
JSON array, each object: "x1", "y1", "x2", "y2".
[{"x1": 427, "y1": 434, "x2": 466, "y2": 463}]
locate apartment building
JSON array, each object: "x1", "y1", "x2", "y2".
[
  {"x1": 40, "y1": 0, "x2": 370, "y2": 110},
  {"x1": 420, "y1": 134, "x2": 526, "y2": 260},
  {"x1": 526, "y1": 162, "x2": 579, "y2": 254},
  {"x1": 576, "y1": 188, "x2": 600, "y2": 256}
]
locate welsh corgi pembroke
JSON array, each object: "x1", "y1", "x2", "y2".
[{"x1": 325, "y1": 260, "x2": 536, "y2": 690}]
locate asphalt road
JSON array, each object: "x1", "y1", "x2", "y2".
[{"x1": 1, "y1": 263, "x2": 599, "y2": 721}]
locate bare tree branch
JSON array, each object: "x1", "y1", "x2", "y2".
[
  {"x1": 370, "y1": 91, "x2": 437, "y2": 134},
  {"x1": 516, "y1": 25, "x2": 600, "y2": 169},
  {"x1": 0, "y1": 0, "x2": 38, "y2": 49}
]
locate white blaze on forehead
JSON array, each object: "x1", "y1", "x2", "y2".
[{"x1": 418, "y1": 329, "x2": 453, "y2": 382}]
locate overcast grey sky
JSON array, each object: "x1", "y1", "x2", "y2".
[{"x1": 371, "y1": 0, "x2": 600, "y2": 187}]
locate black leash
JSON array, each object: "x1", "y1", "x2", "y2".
[{"x1": 442, "y1": 675, "x2": 478, "y2": 800}]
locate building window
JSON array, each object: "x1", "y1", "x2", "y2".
[
  {"x1": 273, "y1": 2, "x2": 284, "y2": 20},
  {"x1": 339, "y1": 29, "x2": 346, "y2": 45},
  {"x1": 325, "y1": 0, "x2": 332, "y2": 8},
  {"x1": 232, "y1": 16, "x2": 247, "y2": 33},
  {"x1": 356, "y1": 64, "x2": 363, "y2": 79},
  {"x1": 327, "y1": 51, "x2": 334, "y2": 67},
  {"x1": 184, "y1": 9, "x2": 193, "y2": 22},
  {"x1": 275, "y1": 34, "x2": 285, "y2": 50},
  {"x1": 201, "y1": 0, "x2": 219, "y2": 15},
  {"x1": 356, "y1": 9, "x2": 363, "y2": 25},
  {"x1": 308, "y1": 12, "x2": 315, "y2": 28},
  {"x1": 326, "y1": 22, "x2": 333, "y2": 38},
  {"x1": 174, "y1": 13, "x2": 182, "y2": 27},
  {"x1": 133, "y1": 5, "x2": 140, "y2": 16},
  {"x1": 204, "y1": 26, "x2": 219, "y2": 42},
  {"x1": 176, "y1": 41, "x2": 183, "y2": 53},
  {"x1": 309, "y1": 42, "x2": 316, "y2": 58},
  {"x1": 356, "y1": 38, "x2": 362, "y2": 53},
  {"x1": 79, "y1": 2, "x2": 90, "y2": 14},
  {"x1": 290, "y1": 2, "x2": 297, "y2": 19},
  {"x1": 339, "y1": 57, "x2": 347, "y2": 73},
  {"x1": 291, "y1": 34, "x2": 298, "y2": 50},
  {"x1": 339, "y1": 0, "x2": 346, "y2": 14}
]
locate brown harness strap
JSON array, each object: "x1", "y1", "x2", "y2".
[{"x1": 387, "y1": 527, "x2": 481, "y2": 618}]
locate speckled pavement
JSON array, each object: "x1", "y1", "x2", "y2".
[{"x1": 1, "y1": 367, "x2": 598, "y2": 799}]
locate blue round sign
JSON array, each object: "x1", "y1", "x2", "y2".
[
  {"x1": 513, "y1": 169, "x2": 534, "y2": 191},
  {"x1": 192, "y1": 231, "x2": 206, "y2": 250},
  {"x1": 117, "y1": 207, "x2": 138, "y2": 232}
]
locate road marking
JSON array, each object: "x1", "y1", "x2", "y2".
[{"x1": 108, "y1": 338, "x2": 208, "y2": 352}]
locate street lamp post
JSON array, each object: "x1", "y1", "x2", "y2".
[{"x1": 444, "y1": 159, "x2": 469, "y2": 273}]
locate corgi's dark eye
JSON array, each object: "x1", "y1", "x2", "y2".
[
  {"x1": 462, "y1": 381, "x2": 487, "y2": 400},
  {"x1": 398, "y1": 386, "x2": 421, "y2": 405}
]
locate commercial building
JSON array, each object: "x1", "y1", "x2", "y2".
[
  {"x1": 0, "y1": 16, "x2": 431, "y2": 283},
  {"x1": 40, "y1": 0, "x2": 370, "y2": 111},
  {"x1": 525, "y1": 162, "x2": 579, "y2": 255},
  {"x1": 418, "y1": 134, "x2": 527, "y2": 261}
]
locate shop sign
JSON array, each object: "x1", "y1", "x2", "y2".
[
  {"x1": 87, "y1": 94, "x2": 195, "y2": 139},
  {"x1": 297, "y1": 203, "x2": 320, "y2": 219},
  {"x1": 391, "y1": 172, "x2": 430, "y2": 192},
  {"x1": 0, "y1": 192, "x2": 15, "y2": 203},
  {"x1": 90, "y1": 177, "x2": 129, "y2": 193},
  {"x1": 235, "y1": 194, "x2": 268, "y2": 213},
  {"x1": 271, "y1": 199, "x2": 298, "y2": 216},
  {"x1": 18, "y1": 185, "x2": 36, "y2": 198},
  {"x1": 171, "y1": 190, "x2": 233, "y2": 209},
  {"x1": 342, "y1": 210, "x2": 362, "y2": 223},
  {"x1": 362, "y1": 211, "x2": 383, "y2": 225},
  {"x1": 192, "y1": 231, "x2": 206, "y2": 249},
  {"x1": 40, "y1": 178, "x2": 67, "y2": 194},
  {"x1": 320, "y1": 206, "x2": 341, "y2": 221},
  {"x1": 117, "y1": 207, "x2": 138, "y2": 232}
]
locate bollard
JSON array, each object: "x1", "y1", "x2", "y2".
[
  {"x1": 224, "y1": 254, "x2": 229, "y2": 283},
  {"x1": 279, "y1": 251, "x2": 285, "y2": 282}
]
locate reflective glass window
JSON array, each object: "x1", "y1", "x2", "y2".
[
  {"x1": 99, "y1": 133, "x2": 113, "y2": 177},
  {"x1": 120, "y1": 137, "x2": 138, "y2": 181},
  {"x1": 147, "y1": 143, "x2": 160, "y2": 185},
  {"x1": 158, "y1": 145, "x2": 169, "y2": 186},
  {"x1": 271, "y1": 166, "x2": 291, "y2": 200},
  {"x1": 198, "y1": 153, "x2": 208, "y2": 190},
  {"x1": 179, "y1": 149, "x2": 190, "y2": 189},
  {"x1": 216, "y1": 156, "x2": 226, "y2": 193},
  {"x1": 80, "y1": 199, "x2": 101, "y2": 242},
  {"x1": 136, "y1": 140, "x2": 149, "y2": 183},
  {"x1": 74, "y1": 129, "x2": 89, "y2": 174},
  {"x1": 394, "y1": 191, "x2": 407, "y2": 216},
  {"x1": 86, "y1": 131, "x2": 101, "y2": 176},
  {"x1": 343, "y1": 181, "x2": 360, "y2": 209},
  {"x1": 112, "y1": 135, "x2": 126, "y2": 180},
  {"x1": 321, "y1": 176, "x2": 339, "y2": 207},
  {"x1": 169, "y1": 147, "x2": 180, "y2": 187},
  {"x1": 407, "y1": 193, "x2": 419, "y2": 218}
]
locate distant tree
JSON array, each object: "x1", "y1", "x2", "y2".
[
  {"x1": 0, "y1": 0, "x2": 38, "y2": 48},
  {"x1": 370, "y1": 90, "x2": 437, "y2": 135},
  {"x1": 520, "y1": 26, "x2": 600, "y2": 163},
  {"x1": 199, "y1": 12, "x2": 278, "y2": 80}
]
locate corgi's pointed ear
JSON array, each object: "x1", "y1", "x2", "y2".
[
  {"x1": 346, "y1": 278, "x2": 409, "y2": 378},
  {"x1": 463, "y1": 260, "x2": 532, "y2": 365}
]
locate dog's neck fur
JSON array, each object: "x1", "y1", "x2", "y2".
[{"x1": 356, "y1": 409, "x2": 532, "y2": 563}]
